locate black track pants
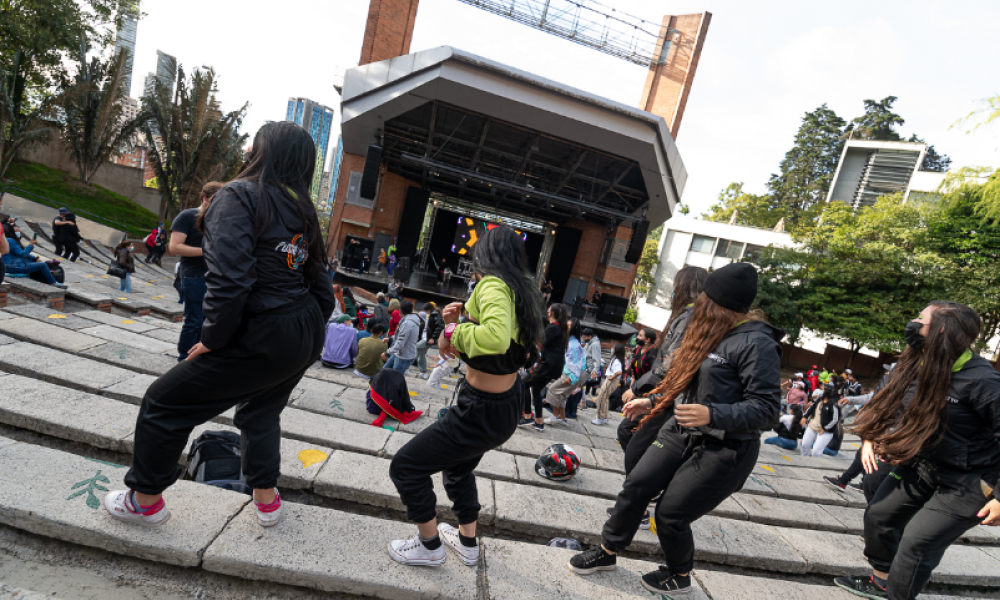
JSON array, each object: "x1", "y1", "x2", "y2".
[
  {"x1": 527, "y1": 376, "x2": 553, "y2": 418},
  {"x1": 864, "y1": 459, "x2": 894, "y2": 504},
  {"x1": 620, "y1": 407, "x2": 674, "y2": 476},
  {"x1": 390, "y1": 379, "x2": 522, "y2": 525},
  {"x1": 863, "y1": 461, "x2": 986, "y2": 600},
  {"x1": 602, "y1": 421, "x2": 759, "y2": 573},
  {"x1": 838, "y1": 447, "x2": 865, "y2": 484},
  {"x1": 124, "y1": 295, "x2": 325, "y2": 494}
]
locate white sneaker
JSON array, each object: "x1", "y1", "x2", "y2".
[
  {"x1": 591, "y1": 418, "x2": 609, "y2": 425},
  {"x1": 438, "y1": 523, "x2": 479, "y2": 566},
  {"x1": 419, "y1": 373, "x2": 429, "y2": 380},
  {"x1": 254, "y1": 490, "x2": 282, "y2": 527},
  {"x1": 544, "y1": 417, "x2": 560, "y2": 425},
  {"x1": 103, "y1": 490, "x2": 171, "y2": 527},
  {"x1": 387, "y1": 535, "x2": 447, "y2": 566}
]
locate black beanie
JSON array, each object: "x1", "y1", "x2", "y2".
[{"x1": 703, "y1": 262, "x2": 758, "y2": 313}]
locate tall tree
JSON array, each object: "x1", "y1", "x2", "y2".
[
  {"x1": 58, "y1": 44, "x2": 145, "y2": 185},
  {"x1": 0, "y1": 49, "x2": 56, "y2": 179},
  {"x1": 630, "y1": 224, "x2": 662, "y2": 305},
  {"x1": 143, "y1": 65, "x2": 248, "y2": 218},
  {"x1": 704, "y1": 182, "x2": 782, "y2": 229},
  {"x1": 766, "y1": 104, "x2": 846, "y2": 227},
  {"x1": 906, "y1": 135, "x2": 951, "y2": 172},
  {"x1": 845, "y1": 96, "x2": 905, "y2": 141}
]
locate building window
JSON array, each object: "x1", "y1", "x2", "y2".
[
  {"x1": 715, "y1": 239, "x2": 746, "y2": 260},
  {"x1": 743, "y1": 244, "x2": 765, "y2": 263},
  {"x1": 689, "y1": 235, "x2": 716, "y2": 254},
  {"x1": 344, "y1": 171, "x2": 374, "y2": 208}
]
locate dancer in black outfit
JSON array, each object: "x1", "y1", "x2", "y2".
[
  {"x1": 835, "y1": 301, "x2": 1000, "y2": 600},
  {"x1": 569, "y1": 263, "x2": 782, "y2": 596},
  {"x1": 103, "y1": 122, "x2": 336, "y2": 529},
  {"x1": 520, "y1": 303, "x2": 568, "y2": 432},
  {"x1": 388, "y1": 226, "x2": 544, "y2": 567}
]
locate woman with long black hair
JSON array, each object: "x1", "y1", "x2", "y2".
[
  {"x1": 544, "y1": 317, "x2": 586, "y2": 425},
  {"x1": 569, "y1": 263, "x2": 782, "y2": 596},
  {"x1": 520, "y1": 302, "x2": 568, "y2": 432},
  {"x1": 387, "y1": 225, "x2": 543, "y2": 567},
  {"x1": 103, "y1": 121, "x2": 336, "y2": 528},
  {"x1": 834, "y1": 301, "x2": 1000, "y2": 600}
]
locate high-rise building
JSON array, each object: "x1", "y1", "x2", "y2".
[
  {"x1": 285, "y1": 97, "x2": 335, "y2": 199},
  {"x1": 327, "y1": 136, "x2": 344, "y2": 213},
  {"x1": 143, "y1": 50, "x2": 178, "y2": 98},
  {"x1": 113, "y1": 4, "x2": 140, "y2": 97}
]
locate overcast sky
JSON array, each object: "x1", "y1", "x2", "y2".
[{"x1": 128, "y1": 0, "x2": 1000, "y2": 215}]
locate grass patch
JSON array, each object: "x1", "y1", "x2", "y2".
[{"x1": 3, "y1": 160, "x2": 161, "y2": 235}]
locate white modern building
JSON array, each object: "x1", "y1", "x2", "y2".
[
  {"x1": 636, "y1": 216, "x2": 800, "y2": 330},
  {"x1": 826, "y1": 139, "x2": 945, "y2": 209}
]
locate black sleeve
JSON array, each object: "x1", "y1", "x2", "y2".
[
  {"x1": 199, "y1": 186, "x2": 257, "y2": 350},
  {"x1": 171, "y1": 210, "x2": 195, "y2": 236},
  {"x1": 709, "y1": 333, "x2": 782, "y2": 433},
  {"x1": 309, "y1": 264, "x2": 336, "y2": 323},
  {"x1": 970, "y1": 375, "x2": 1000, "y2": 489}
]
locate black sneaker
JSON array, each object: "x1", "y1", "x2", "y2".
[
  {"x1": 639, "y1": 512, "x2": 650, "y2": 530},
  {"x1": 518, "y1": 417, "x2": 535, "y2": 427},
  {"x1": 848, "y1": 482, "x2": 864, "y2": 493},
  {"x1": 641, "y1": 567, "x2": 691, "y2": 595},
  {"x1": 530, "y1": 423, "x2": 544, "y2": 433},
  {"x1": 568, "y1": 546, "x2": 616, "y2": 575},
  {"x1": 824, "y1": 476, "x2": 846, "y2": 490},
  {"x1": 834, "y1": 575, "x2": 888, "y2": 599}
]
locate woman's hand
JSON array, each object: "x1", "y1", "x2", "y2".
[
  {"x1": 438, "y1": 332, "x2": 460, "y2": 359},
  {"x1": 622, "y1": 398, "x2": 652, "y2": 419},
  {"x1": 861, "y1": 440, "x2": 879, "y2": 475},
  {"x1": 441, "y1": 302, "x2": 463, "y2": 325},
  {"x1": 186, "y1": 342, "x2": 211, "y2": 361},
  {"x1": 622, "y1": 389, "x2": 635, "y2": 404},
  {"x1": 675, "y1": 404, "x2": 710, "y2": 428},
  {"x1": 979, "y1": 499, "x2": 1000, "y2": 526}
]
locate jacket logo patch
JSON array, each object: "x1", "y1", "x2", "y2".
[
  {"x1": 276, "y1": 234, "x2": 309, "y2": 270},
  {"x1": 707, "y1": 353, "x2": 729, "y2": 364},
  {"x1": 946, "y1": 396, "x2": 960, "y2": 404}
]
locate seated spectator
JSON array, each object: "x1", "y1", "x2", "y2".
[
  {"x1": 321, "y1": 314, "x2": 358, "y2": 369},
  {"x1": 377, "y1": 292, "x2": 389, "y2": 307},
  {"x1": 783, "y1": 381, "x2": 807, "y2": 413},
  {"x1": 386, "y1": 298, "x2": 401, "y2": 337},
  {"x1": 365, "y1": 369, "x2": 423, "y2": 428},
  {"x1": 342, "y1": 286, "x2": 358, "y2": 320},
  {"x1": 765, "y1": 404, "x2": 803, "y2": 451},
  {"x1": 382, "y1": 300, "x2": 420, "y2": 375},
  {"x1": 2, "y1": 227, "x2": 67, "y2": 289},
  {"x1": 426, "y1": 356, "x2": 460, "y2": 389},
  {"x1": 357, "y1": 327, "x2": 372, "y2": 342},
  {"x1": 355, "y1": 322, "x2": 388, "y2": 379}
]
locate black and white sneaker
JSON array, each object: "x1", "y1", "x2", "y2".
[
  {"x1": 518, "y1": 416, "x2": 535, "y2": 427},
  {"x1": 568, "y1": 546, "x2": 616, "y2": 575},
  {"x1": 833, "y1": 575, "x2": 888, "y2": 599},
  {"x1": 641, "y1": 566, "x2": 691, "y2": 596},
  {"x1": 848, "y1": 482, "x2": 864, "y2": 493},
  {"x1": 639, "y1": 512, "x2": 650, "y2": 530},
  {"x1": 824, "y1": 476, "x2": 847, "y2": 490}
]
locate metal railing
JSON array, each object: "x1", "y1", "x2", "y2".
[{"x1": 0, "y1": 185, "x2": 131, "y2": 239}]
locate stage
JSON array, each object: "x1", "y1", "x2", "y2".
[{"x1": 332, "y1": 266, "x2": 637, "y2": 341}]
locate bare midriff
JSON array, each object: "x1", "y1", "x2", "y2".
[{"x1": 465, "y1": 367, "x2": 518, "y2": 394}]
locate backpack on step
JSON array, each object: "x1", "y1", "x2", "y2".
[{"x1": 185, "y1": 431, "x2": 249, "y2": 493}]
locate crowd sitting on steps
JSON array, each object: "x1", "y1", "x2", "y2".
[{"x1": 76, "y1": 122, "x2": 997, "y2": 600}]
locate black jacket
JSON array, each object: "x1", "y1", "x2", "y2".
[
  {"x1": 425, "y1": 311, "x2": 445, "y2": 343},
  {"x1": 902, "y1": 354, "x2": 1000, "y2": 478},
  {"x1": 200, "y1": 181, "x2": 336, "y2": 349},
  {"x1": 674, "y1": 320, "x2": 784, "y2": 441},
  {"x1": 804, "y1": 399, "x2": 840, "y2": 432},
  {"x1": 635, "y1": 306, "x2": 693, "y2": 394},
  {"x1": 534, "y1": 322, "x2": 565, "y2": 380}
]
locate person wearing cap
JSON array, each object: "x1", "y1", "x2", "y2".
[
  {"x1": 321, "y1": 313, "x2": 358, "y2": 369},
  {"x1": 51, "y1": 208, "x2": 70, "y2": 257},
  {"x1": 783, "y1": 381, "x2": 808, "y2": 414},
  {"x1": 570, "y1": 262, "x2": 783, "y2": 596}
]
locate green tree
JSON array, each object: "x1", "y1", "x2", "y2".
[
  {"x1": 766, "y1": 104, "x2": 846, "y2": 227},
  {"x1": 58, "y1": 44, "x2": 145, "y2": 185},
  {"x1": 704, "y1": 182, "x2": 782, "y2": 229},
  {"x1": 953, "y1": 94, "x2": 1000, "y2": 135},
  {"x1": 844, "y1": 96, "x2": 905, "y2": 141},
  {"x1": 630, "y1": 224, "x2": 662, "y2": 304},
  {"x1": 906, "y1": 135, "x2": 951, "y2": 172},
  {"x1": 142, "y1": 65, "x2": 248, "y2": 218},
  {"x1": 0, "y1": 48, "x2": 55, "y2": 179}
]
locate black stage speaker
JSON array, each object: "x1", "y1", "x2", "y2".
[
  {"x1": 624, "y1": 220, "x2": 650, "y2": 264},
  {"x1": 571, "y1": 297, "x2": 586, "y2": 320},
  {"x1": 597, "y1": 294, "x2": 629, "y2": 327},
  {"x1": 360, "y1": 144, "x2": 383, "y2": 200},
  {"x1": 395, "y1": 187, "x2": 430, "y2": 261},
  {"x1": 394, "y1": 257, "x2": 411, "y2": 283}
]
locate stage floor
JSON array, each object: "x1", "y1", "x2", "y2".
[{"x1": 333, "y1": 267, "x2": 637, "y2": 340}]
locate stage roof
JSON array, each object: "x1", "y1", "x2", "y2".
[{"x1": 340, "y1": 46, "x2": 687, "y2": 227}]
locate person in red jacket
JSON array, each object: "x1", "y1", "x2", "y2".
[{"x1": 807, "y1": 365, "x2": 821, "y2": 392}]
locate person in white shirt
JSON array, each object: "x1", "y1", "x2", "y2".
[{"x1": 592, "y1": 343, "x2": 626, "y2": 425}]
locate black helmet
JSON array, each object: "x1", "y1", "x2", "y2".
[{"x1": 535, "y1": 444, "x2": 582, "y2": 481}]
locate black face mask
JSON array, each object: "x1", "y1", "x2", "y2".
[
  {"x1": 904, "y1": 321, "x2": 925, "y2": 350},
  {"x1": 635, "y1": 337, "x2": 646, "y2": 347}
]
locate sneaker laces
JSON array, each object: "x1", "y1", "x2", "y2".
[
  {"x1": 399, "y1": 536, "x2": 424, "y2": 552},
  {"x1": 581, "y1": 546, "x2": 607, "y2": 565}
]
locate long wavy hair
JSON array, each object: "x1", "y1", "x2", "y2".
[
  {"x1": 637, "y1": 292, "x2": 748, "y2": 430},
  {"x1": 610, "y1": 342, "x2": 626, "y2": 374},
  {"x1": 230, "y1": 121, "x2": 326, "y2": 281},
  {"x1": 567, "y1": 317, "x2": 583, "y2": 343},
  {"x1": 667, "y1": 266, "x2": 708, "y2": 331},
  {"x1": 472, "y1": 225, "x2": 545, "y2": 367},
  {"x1": 548, "y1": 303, "x2": 570, "y2": 351},
  {"x1": 852, "y1": 301, "x2": 981, "y2": 464}
]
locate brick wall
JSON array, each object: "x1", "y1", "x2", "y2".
[
  {"x1": 638, "y1": 13, "x2": 711, "y2": 138},
  {"x1": 359, "y1": 0, "x2": 420, "y2": 66}
]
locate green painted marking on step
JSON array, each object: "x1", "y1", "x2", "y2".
[
  {"x1": 67, "y1": 470, "x2": 110, "y2": 509},
  {"x1": 329, "y1": 399, "x2": 345, "y2": 412},
  {"x1": 85, "y1": 457, "x2": 124, "y2": 469}
]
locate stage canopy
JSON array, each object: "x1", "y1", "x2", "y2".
[{"x1": 340, "y1": 46, "x2": 687, "y2": 227}]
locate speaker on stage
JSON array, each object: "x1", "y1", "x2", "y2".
[
  {"x1": 394, "y1": 257, "x2": 411, "y2": 283},
  {"x1": 624, "y1": 220, "x2": 650, "y2": 264},
  {"x1": 360, "y1": 144, "x2": 383, "y2": 200},
  {"x1": 571, "y1": 296, "x2": 586, "y2": 319},
  {"x1": 597, "y1": 294, "x2": 629, "y2": 327}
]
